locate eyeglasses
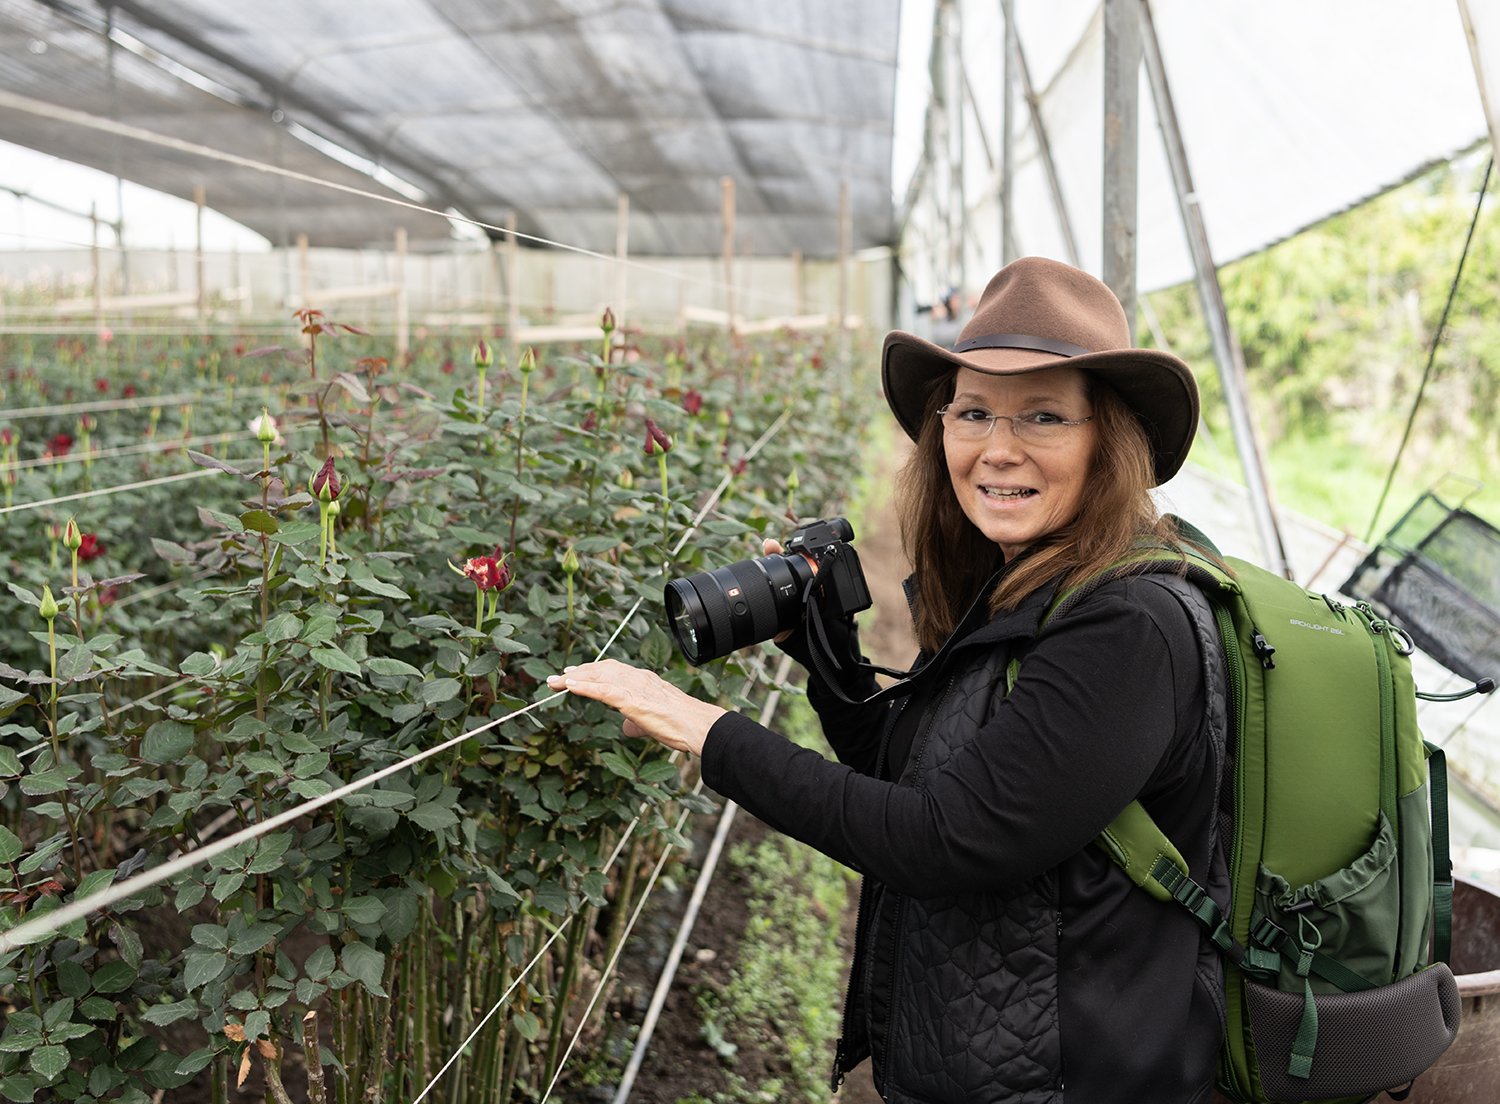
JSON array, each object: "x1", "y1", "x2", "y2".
[{"x1": 936, "y1": 404, "x2": 1094, "y2": 443}]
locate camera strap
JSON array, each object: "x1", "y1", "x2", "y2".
[{"x1": 801, "y1": 567, "x2": 1005, "y2": 707}]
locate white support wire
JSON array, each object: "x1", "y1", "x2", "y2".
[
  {"x1": 0, "y1": 404, "x2": 796, "y2": 953},
  {"x1": 2, "y1": 425, "x2": 310, "y2": 473},
  {"x1": 0, "y1": 467, "x2": 227, "y2": 517},
  {"x1": 0, "y1": 391, "x2": 219, "y2": 422},
  {"x1": 0, "y1": 90, "x2": 808, "y2": 317}
]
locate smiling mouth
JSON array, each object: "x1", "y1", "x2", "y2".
[{"x1": 981, "y1": 486, "x2": 1037, "y2": 500}]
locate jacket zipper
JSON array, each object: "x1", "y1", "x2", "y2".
[
  {"x1": 830, "y1": 693, "x2": 911, "y2": 1091},
  {"x1": 871, "y1": 675, "x2": 958, "y2": 1082}
]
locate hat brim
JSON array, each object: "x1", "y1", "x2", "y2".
[{"x1": 881, "y1": 329, "x2": 1200, "y2": 486}]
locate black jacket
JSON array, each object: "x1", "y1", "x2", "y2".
[{"x1": 700, "y1": 570, "x2": 1230, "y2": 1103}]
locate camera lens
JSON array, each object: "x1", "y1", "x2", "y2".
[{"x1": 664, "y1": 551, "x2": 816, "y2": 665}]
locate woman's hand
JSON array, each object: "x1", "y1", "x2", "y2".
[{"x1": 546, "y1": 658, "x2": 727, "y2": 757}]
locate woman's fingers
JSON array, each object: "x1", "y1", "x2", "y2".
[{"x1": 546, "y1": 659, "x2": 725, "y2": 757}]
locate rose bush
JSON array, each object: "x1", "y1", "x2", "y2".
[{"x1": 0, "y1": 318, "x2": 871, "y2": 1102}]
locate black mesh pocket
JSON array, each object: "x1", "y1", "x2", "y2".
[{"x1": 1246, "y1": 965, "x2": 1460, "y2": 1101}]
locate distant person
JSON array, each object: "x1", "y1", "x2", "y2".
[
  {"x1": 553, "y1": 257, "x2": 1227, "y2": 1102},
  {"x1": 926, "y1": 285, "x2": 965, "y2": 348}
]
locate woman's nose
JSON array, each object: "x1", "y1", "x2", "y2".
[{"x1": 979, "y1": 418, "x2": 1027, "y2": 463}]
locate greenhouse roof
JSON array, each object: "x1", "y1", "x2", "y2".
[{"x1": 0, "y1": 0, "x2": 900, "y2": 254}]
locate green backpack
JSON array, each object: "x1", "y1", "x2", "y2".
[{"x1": 1016, "y1": 521, "x2": 1462, "y2": 1104}]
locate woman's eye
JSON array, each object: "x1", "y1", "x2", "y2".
[
  {"x1": 957, "y1": 408, "x2": 993, "y2": 422},
  {"x1": 1025, "y1": 410, "x2": 1065, "y2": 426}
]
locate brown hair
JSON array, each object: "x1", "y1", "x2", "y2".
[{"x1": 895, "y1": 368, "x2": 1183, "y2": 652}]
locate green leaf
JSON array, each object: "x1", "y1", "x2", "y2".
[
  {"x1": 0, "y1": 745, "x2": 21, "y2": 776},
  {"x1": 418, "y1": 678, "x2": 461, "y2": 705},
  {"x1": 56, "y1": 961, "x2": 89, "y2": 998},
  {"x1": 342, "y1": 896, "x2": 386, "y2": 925},
  {"x1": 340, "y1": 943, "x2": 386, "y2": 996},
  {"x1": 151, "y1": 537, "x2": 194, "y2": 563},
  {"x1": 263, "y1": 613, "x2": 301, "y2": 643},
  {"x1": 239, "y1": 509, "x2": 280, "y2": 534},
  {"x1": 231, "y1": 922, "x2": 281, "y2": 955},
  {"x1": 0, "y1": 1073, "x2": 37, "y2": 1103},
  {"x1": 42, "y1": 998, "x2": 73, "y2": 1030},
  {"x1": 190, "y1": 924, "x2": 228, "y2": 950},
  {"x1": 513, "y1": 1010, "x2": 542, "y2": 1041},
  {"x1": 183, "y1": 950, "x2": 227, "y2": 991},
  {"x1": 142, "y1": 1001, "x2": 199, "y2": 1027},
  {"x1": 638, "y1": 760, "x2": 680, "y2": 785},
  {"x1": 640, "y1": 625, "x2": 673, "y2": 669},
  {"x1": 246, "y1": 833, "x2": 293, "y2": 875},
  {"x1": 141, "y1": 720, "x2": 194, "y2": 765},
  {"x1": 70, "y1": 869, "x2": 115, "y2": 901},
  {"x1": 91, "y1": 960, "x2": 137, "y2": 994},
  {"x1": 408, "y1": 803, "x2": 458, "y2": 832},
  {"x1": 526, "y1": 585, "x2": 550, "y2": 617},
  {"x1": 19, "y1": 769, "x2": 67, "y2": 796},
  {"x1": 79, "y1": 997, "x2": 116, "y2": 1020},
  {"x1": 27, "y1": 1046, "x2": 68, "y2": 1082},
  {"x1": 0, "y1": 827, "x2": 20, "y2": 863},
  {"x1": 599, "y1": 752, "x2": 635, "y2": 780},
  {"x1": 352, "y1": 577, "x2": 409, "y2": 600},
  {"x1": 271, "y1": 520, "x2": 321, "y2": 545},
  {"x1": 56, "y1": 645, "x2": 94, "y2": 682},
  {"x1": 366, "y1": 657, "x2": 422, "y2": 678},
  {"x1": 310, "y1": 647, "x2": 361, "y2": 676},
  {"x1": 211, "y1": 872, "x2": 245, "y2": 902},
  {"x1": 179, "y1": 652, "x2": 217, "y2": 677},
  {"x1": 304, "y1": 945, "x2": 335, "y2": 981}
]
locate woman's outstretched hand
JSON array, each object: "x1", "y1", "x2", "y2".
[{"x1": 546, "y1": 658, "x2": 727, "y2": 757}]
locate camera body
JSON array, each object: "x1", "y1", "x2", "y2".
[{"x1": 665, "y1": 517, "x2": 872, "y2": 665}]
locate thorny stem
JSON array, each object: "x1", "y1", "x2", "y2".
[
  {"x1": 507, "y1": 371, "x2": 530, "y2": 566},
  {"x1": 45, "y1": 618, "x2": 84, "y2": 884}
]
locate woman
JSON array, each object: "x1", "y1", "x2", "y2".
[{"x1": 548, "y1": 257, "x2": 1229, "y2": 1103}]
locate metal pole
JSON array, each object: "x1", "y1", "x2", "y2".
[
  {"x1": 1139, "y1": 0, "x2": 1291, "y2": 577},
  {"x1": 1001, "y1": 0, "x2": 1018, "y2": 265},
  {"x1": 951, "y1": 0, "x2": 968, "y2": 290},
  {"x1": 615, "y1": 193, "x2": 630, "y2": 346},
  {"x1": 506, "y1": 213, "x2": 520, "y2": 362},
  {"x1": 1012, "y1": 25, "x2": 1080, "y2": 266},
  {"x1": 90, "y1": 203, "x2": 103, "y2": 332},
  {"x1": 394, "y1": 228, "x2": 409, "y2": 361},
  {"x1": 1458, "y1": 0, "x2": 1500, "y2": 161},
  {"x1": 1102, "y1": 0, "x2": 1140, "y2": 334},
  {"x1": 838, "y1": 179, "x2": 851, "y2": 332},
  {"x1": 791, "y1": 249, "x2": 804, "y2": 316},
  {"x1": 297, "y1": 232, "x2": 310, "y2": 308},
  {"x1": 721, "y1": 177, "x2": 736, "y2": 335},
  {"x1": 194, "y1": 184, "x2": 206, "y2": 323}
]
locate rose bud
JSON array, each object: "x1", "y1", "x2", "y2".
[
  {"x1": 518, "y1": 347, "x2": 536, "y2": 376},
  {"x1": 310, "y1": 456, "x2": 342, "y2": 501},
  {"x1": 472, "y1": 339, "x2": 492, "y2": 369},
  {"x1": 682, "y1": 389, "x2": 704, "y2": 416},
  {"x1": 63, "y1": 517, "x2": 82, "y2": 552},
  {"x1": 601, "y1": 307, "x2": 616, "y2": 335},
  {"x1": 39, "y1": 585, "x2": 59, "y2": 622}
]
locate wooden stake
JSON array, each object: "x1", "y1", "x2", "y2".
[
  {"x1": 297, "y1": 232, "x2": 310, "y2": 310},
  {"x1": 506, "y1": 213, "x2": 520, "y2": 362},
  {"x1": 194, "y1": 184, "x2": 206, "y2": 322},
  {"x1": 615, "y1": 193, "x2": 630, "y2": 346},
  {"x1": 721, "y1": 177, "x2": 737, "y2": 334},
  {"x1": 394, "y1": 228, "x2": 409, "y2": 360},
  {"x1": 837, "y1": 180, "x2": 850, "y2": 332}
]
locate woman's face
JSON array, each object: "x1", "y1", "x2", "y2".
[{"x1": 942, "y1": 365, "x2": 1098, "y2": 561}]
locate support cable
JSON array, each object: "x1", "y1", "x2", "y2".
[
  {"x1": 1364, "y1": 157, "x2": 1492, "y2": 545},
  {"x1": 0, "y1": 467, "x2": 227, "y2": 516}
]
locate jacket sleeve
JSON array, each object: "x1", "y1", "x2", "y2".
[{"x1": 701, "y1": 582, "x2": 1200, "y2": 897}]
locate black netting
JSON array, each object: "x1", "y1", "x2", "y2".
[{"x1": 1342, "y1": 494, "x2": 1500, "y2": 684}]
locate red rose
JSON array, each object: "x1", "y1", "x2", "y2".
[
  {"x1": 311, "y1": 457, "x2": 341, "y2": 501},
  {"x1": 682, "y1": 389, "x2": 704, "y2": 416},
  {"x1": 48, "y1": 433, "x2": 73, "y2": 456},
  {"x1": 77, "y1": 534, "x2": 105, "y2": 562}
]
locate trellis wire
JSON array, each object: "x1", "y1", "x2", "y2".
[
  {"x1": 0, "y1": 390, "x2": 216, "y2": 422},
  {"x1": 0, "y1": 467, "x2": 228, "y2": 516},
  {"x1": 1, "y1": 424, "x2": 310, "y2": 473}
]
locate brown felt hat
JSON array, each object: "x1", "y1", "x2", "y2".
[{"x1": 883, "y1": 256, "x2": 1200, "y2": 485}]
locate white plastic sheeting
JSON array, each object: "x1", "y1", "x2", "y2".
[{"x1": 908, "y1": 0, "x2": 1492, "y2": 295}]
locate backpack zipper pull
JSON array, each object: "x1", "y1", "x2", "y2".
[
  {"x1": 829, "y1": 1039, "x2": 848, "y2": 1092},
  {"x1": 1251, "y1": 629, "x2": 1276, "y2": 669}
]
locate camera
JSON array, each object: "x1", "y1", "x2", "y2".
[{"x1": 664, "y1": 517, "x2": 872, "y2": 665}]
